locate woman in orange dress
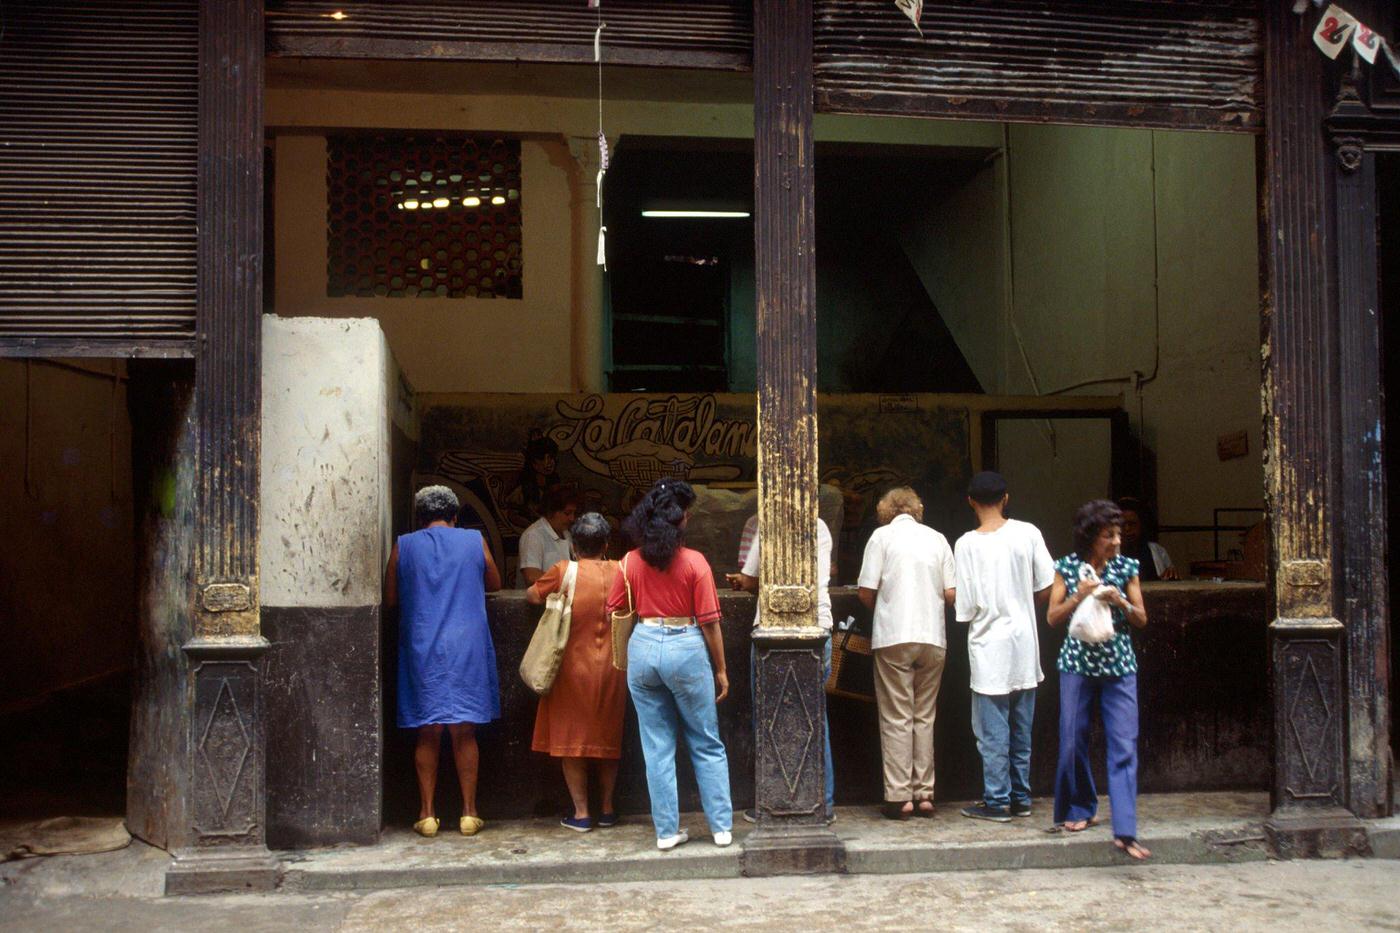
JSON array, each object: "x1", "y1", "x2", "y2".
[{"x1": 525, "y1": 511, "x2": 625, "y2": 832}]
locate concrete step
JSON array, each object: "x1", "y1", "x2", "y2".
[{"x1": 279, "y1": 791, "x2": 1271, "y2": 892}]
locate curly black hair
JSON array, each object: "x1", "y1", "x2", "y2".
[
  {"x1": 623, "y1": 479, "x2": 697, "y2": 570},
  {"x1": 1072, "y1": 499, "x2": 1124, "y2": 557}
]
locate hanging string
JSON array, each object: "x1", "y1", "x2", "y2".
[{"x1": 594, "y1": 1, "x2": 609, "y2": 270}]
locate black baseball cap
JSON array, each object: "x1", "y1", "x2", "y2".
[{"x1": 967, "y1": 471, "x2": 1009, "y2": 505}]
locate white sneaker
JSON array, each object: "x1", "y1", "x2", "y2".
[
  {"x1": 656, "y1": 830, "x2": 689, "y2": 851},
  {"x1": 713, "y1": 830, "x2": 733, "y2": 847}
]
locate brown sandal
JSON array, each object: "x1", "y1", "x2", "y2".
[
  {"x1": 1115, "y1": 837, "x2": 1151, "y2": 860},
  {"x1": 881, "y1": 802, "x2": 913, "y2": 821}
]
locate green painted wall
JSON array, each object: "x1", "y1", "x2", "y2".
[{"x1": 895, "y1": 125, "x2": 1263, "y2": 566}]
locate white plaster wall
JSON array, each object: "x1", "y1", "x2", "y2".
[{"x1": 261, "y1": 315, "x2": 399, "y2": 607}]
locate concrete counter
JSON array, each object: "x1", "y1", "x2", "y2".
[
  {"x1": 375, "y1": 581, "x2": 1268, "y2": 829},
  {"x1": 266, "y1": 578, "x2": 1267, "y2": 844}
]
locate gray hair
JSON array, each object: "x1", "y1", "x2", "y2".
[
  {"x1": 414, "y1": 485, "x2": 460, "y2": 526},
  {"x1": 570, "y1": 511, "x2": 612, "y2": 558}
]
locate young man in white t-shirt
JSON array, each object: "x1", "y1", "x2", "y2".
[{"x1": 953, "y1": 471, "x2": 1055, "y2": 822}]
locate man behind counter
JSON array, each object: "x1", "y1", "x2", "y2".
[{"x1": 515, "y1": 486, "x2": 579, "y2": 588}]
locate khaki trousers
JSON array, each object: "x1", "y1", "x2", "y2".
[{"x1": 873, "y1": 642, "x2": 947, "y2": 802}]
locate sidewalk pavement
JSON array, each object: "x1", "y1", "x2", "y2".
[{"x1": 281, "y1": 791, "x2": 1274, "y2": 892}]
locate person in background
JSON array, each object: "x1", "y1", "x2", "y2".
[
  {"x1": 857, "y1": 487, "x2": 957, "y2": 820},
  {"x1": 516, "y1": 485, "x2": 579, "y2": 588},
  {"x1": 1046, "y1": 499, "x2": 1151, "y2": 861},
  {"x1": 727, "y1": 517, "x2": 837, "y2": 824},
  {"x1": 1116, "y1": 497, "x2": 1179, "y2": 581},
  {"x1": 526, "y1": 512, "x2": 625, "y2": 833},
  {"x1": 385, "y1": 485, "x2": 503, "y2": 838},
  {"x1": 736, "y1": 513, "x2": 760, "y2": 570},
  {"x1": 506, "y1": 433, "x2": 561, "y2": 528},
  {"x1": 606, "y1": 480, "x2": 733, "y2": 851},
  {"x1": 953, "y1": 472, "x2": 1056, "y2": 823}
]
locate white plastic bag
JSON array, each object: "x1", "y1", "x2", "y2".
[{"x1": 1067, "y1": 565, "x2": 1117, "y2": 644}]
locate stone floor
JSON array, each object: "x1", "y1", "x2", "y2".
[
  {"x1": 7, "y1": 846, "x2": 1400, "y2": 931},
  {"x1": 281, "y1": 791, "x2": 1274, "y2": 891}
]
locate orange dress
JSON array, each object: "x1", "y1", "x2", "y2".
[{"x1": 528, "y1": 558, "x2": 626, "y2": 759}]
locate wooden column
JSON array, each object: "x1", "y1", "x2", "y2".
[
  {"x1": 167, "y1": 0, "x2": 277, "y2": 893},
  {"x1": 1260, "y1": 3, "x2": 1367, "y2": 856},
  {"x1": 742, "y1": 0, "x2": 843, "y2": 876}
]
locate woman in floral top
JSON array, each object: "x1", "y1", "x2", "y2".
[{"x1": 1046, "y1": 499, "x2": 1151, "y2": 860}]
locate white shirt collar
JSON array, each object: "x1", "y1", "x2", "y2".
[{"x1": 891, "y1": 514, "x2": 917, "y2": 526}]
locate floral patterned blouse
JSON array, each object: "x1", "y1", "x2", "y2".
[{"x1": 1054, "y1": 553, "x2": 1140, "y2": 678}]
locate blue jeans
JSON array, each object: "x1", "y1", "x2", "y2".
[
  {"x1": 971, "y1": 688, "x2": 1036, "y2": 809},
  {"x1": 627, "y1": 624, "x2": 733, "y2": 838},
  {"x1": 1054, "y1": 672, "x2": 1139, "y2": 839},
  {"x1": 749, "y1": 637, "x2": 835, "y2": 815}
]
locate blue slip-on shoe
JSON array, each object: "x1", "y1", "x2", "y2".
[
  {"x1": 595, "y1": 812, "x2": 619, "y2": 828},
  {"x1": 960, "y1": 802, "x2": 1013, "y2": 823},
  {"x1": 561, "y1": 815, "x2": 593, "y2": 833}
]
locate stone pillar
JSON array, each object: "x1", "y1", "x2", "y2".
[
  {"x1": 741, "y1": 0, "x2": 844, "y2": 876},
  {"x1": 567, "y1": 135, "x2": 611, "y2": 392},
  {"x1": 1259, "y1": 4, "x2": 1367, "y2": 857},
  {"x1": 166, "y1": 0, "x2": 278, "y2": 894}
]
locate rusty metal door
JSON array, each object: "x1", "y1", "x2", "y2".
[
  {"x1": 0, "y1": 0, "x2": 199, "y2": 357},
  {"x1": 814, "y1": 0, "x2": 1262, "y2": 133},
  {"x1": 266, "y1": 0, "x2": 753, "y2": 69}
]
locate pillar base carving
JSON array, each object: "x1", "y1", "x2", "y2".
[
  {"x1": 744, "y1": 628, "x2": 846, "y2": 876},
  {"x1": 166, "y1": 635, "x2": 278, "y2": 895}
]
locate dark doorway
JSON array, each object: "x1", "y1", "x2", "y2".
[
  {"x1": 0, "y1": 360, "x2": 136, "y2": 825},
  {"x1": 1380, "y1": 152, "x2": 1400, "y2": 763},
  {"x1": 1377, "y1": 152, "x2": 1400, "y2": 762}
]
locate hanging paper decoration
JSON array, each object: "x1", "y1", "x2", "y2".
[
  {"x1": 1302, "y1": 3, "x2": 1400, "y2": 80},
  {"x1": 894, "y1": 0, "x2": 923, "y2": 37},
  {"x1": 1353, "y1": 20, "x2": 1381, "y2": 65},
  {"x1": 1312, "y1": 4, "x2": 1357, "y2": 59}
]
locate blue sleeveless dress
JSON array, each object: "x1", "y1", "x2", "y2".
[{"x1": 396, "y1": 526, "x2": 500, "y2": 727}]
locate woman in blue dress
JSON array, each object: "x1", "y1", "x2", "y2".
[
  {"x1": 385, "y1": 485, "x2": 503, "y2": 838},
  {"x1": 1046, "y1": 499, "x2": 1151, "y2": 861}
]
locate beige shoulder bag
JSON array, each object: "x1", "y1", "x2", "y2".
[
  {"x1": 609, "y1": 556, "x2": 637, "y2": 671},
  {"x1": 519, "y1": 561, "x2": 578, "y2": 695}
]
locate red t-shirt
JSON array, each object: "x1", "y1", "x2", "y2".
[{"x1": 605, "y1": 547, "x2": 722, "y2": 626}]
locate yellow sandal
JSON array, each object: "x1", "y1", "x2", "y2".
[
  {"x1": 460, "y1": 815, "x2": 485, "y2": 836},
  {"x1": 413, "y1": 817, "x2": 440, "y2": 837}
]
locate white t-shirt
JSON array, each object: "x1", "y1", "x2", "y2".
[
  {"x1": 741, "y1": 519, "x2": 833, "y2": 630},
  {"x1": 515, "y1": 516, "x2": 572, "y2": 588},
  {"x1": 857, "y1": 514, "x2": 957, "y2": 651},
  {"x1": 953, "y1": 518, "x2": 1055, "y2": 695}
]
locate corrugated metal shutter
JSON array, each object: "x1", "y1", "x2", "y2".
[
  {"x1": 0, "y1": 0, "x2": 198, "y2": 353},
  {"x1": 814, "y1": 0, "x2": 1262, "y2": 132},
  {"x1": 266, "y1": 0, "x2": 753, "y2": 69}
]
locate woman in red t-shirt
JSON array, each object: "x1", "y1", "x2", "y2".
[{"x1": 606, "y1": 479, "x2": 732, "y2": 851}]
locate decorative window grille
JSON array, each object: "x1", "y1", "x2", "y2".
[{"x1": 326, "y1": 134, "x2": 522, "y2": 299}]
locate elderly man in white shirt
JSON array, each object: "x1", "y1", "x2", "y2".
[
  {"x1": 857, "y1": 487, "x2": 956, "y2": 820},
  {"x1": 514, "y1": 487, "x2": 578, "y2": 588}
]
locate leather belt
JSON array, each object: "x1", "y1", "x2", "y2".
[{"x1": 639, "y1": 616, "x2": 696, "y2": 627}]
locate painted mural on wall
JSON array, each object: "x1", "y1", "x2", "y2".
[{"x1": 415, "y1": 393, "x2": 972, "y2": 582}]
